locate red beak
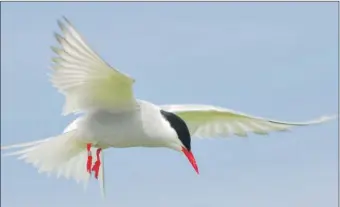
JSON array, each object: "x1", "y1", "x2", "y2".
[{"x1": 182, "y1": 147, "x2": 199, "y2": 174}]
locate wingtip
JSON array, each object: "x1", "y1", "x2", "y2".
[
  {"x1": 56, "y1": 19, "x2": 64, "y2": 30},
  {"x1": 56, "y1": 16, "x2": 72, "y2": 33},
  {"x1": 62, "y1": 16, "x2": 70, "y2": 24},
  {"x1": 319, "y1": 114, "x2": 338, "y2": 122},
  {"x1": 62, "y1": 16, "x2": 75, "y2": 29},
  {"x1": 307, "y1": 114, "x2": 338, "y2": 125}
]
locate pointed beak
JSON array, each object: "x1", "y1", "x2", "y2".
[{"x1": 181, "y1": 147, "x2": 199, "y2": 174}]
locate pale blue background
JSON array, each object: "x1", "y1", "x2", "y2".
[{"x1": 1, "y1": 2, "x2": 338, "y2": 207}]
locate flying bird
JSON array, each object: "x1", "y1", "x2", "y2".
[{"x1": 1, "y1": 17, "x2": 336, "y2": 197}]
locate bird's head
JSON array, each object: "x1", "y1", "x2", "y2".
[{"x1": 160, "y1": 110, "x2": 199, "y2": 174}]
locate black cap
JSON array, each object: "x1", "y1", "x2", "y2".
[{"x1": 160, "y1": 110, "x2": 191, "y2": 151}]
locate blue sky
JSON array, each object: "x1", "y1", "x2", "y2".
[{"x1": 1, "y1": 2, "x2": 338, "y2": 207}]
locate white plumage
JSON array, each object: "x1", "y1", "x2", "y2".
[
  {"x1": 1, "y1": 17, "x2": 336, "y2": 198},
  {"x1": 50, "y1": 18, "x2": 136, "y2": 115}
]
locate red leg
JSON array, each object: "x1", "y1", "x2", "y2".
[
  {"x1": 92, "y1": 148, "x2": 102, "y2": 179},
  {"x1": 86, "y1": 143, "x2": 93, "y2": 174}
]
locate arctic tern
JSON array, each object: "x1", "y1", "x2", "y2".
[{"x1": 1, "y1": 17, "x2": 336, "y2": 197}]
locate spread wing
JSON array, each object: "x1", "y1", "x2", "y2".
[
  {"x1": 50, "y1": 17, "x2": 136, "y2": 115},
  {"x1": 160, "y1": 104, "x2": 336, "y2": 138}
]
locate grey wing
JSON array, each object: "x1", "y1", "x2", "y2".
[{"x1": 160, "y1": 104, "x2": 336, "y2": 138}]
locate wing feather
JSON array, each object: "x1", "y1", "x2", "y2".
[
  {"x1": 50, "y1": 17, "x2": 135, "y2": 115},
  {"x1": 161, "y1": 104, "x2": 336, "y2": 139}
]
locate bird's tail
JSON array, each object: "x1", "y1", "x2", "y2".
[{"x1": 1, "y1": 131, "x2": 106, "y2": 197}]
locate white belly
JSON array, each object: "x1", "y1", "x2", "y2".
[{"x1": 75, "y1": 100, "x2": 176, "y2": 149}]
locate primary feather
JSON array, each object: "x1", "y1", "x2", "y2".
[{"x1": 50, "y1": 17, "x2": 136, "y2": 115}]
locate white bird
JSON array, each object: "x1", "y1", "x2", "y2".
[{"x1": 1, "y1": 17, "x2": 336, "y2": 197}]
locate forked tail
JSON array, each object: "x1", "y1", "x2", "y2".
[{"x1": 1, "y1": 131, "x2": 106, "y2": 198}]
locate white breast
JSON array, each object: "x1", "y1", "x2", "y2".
[{"x1": 74, "y1": 100, "x2": 178, "y2": 149}]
